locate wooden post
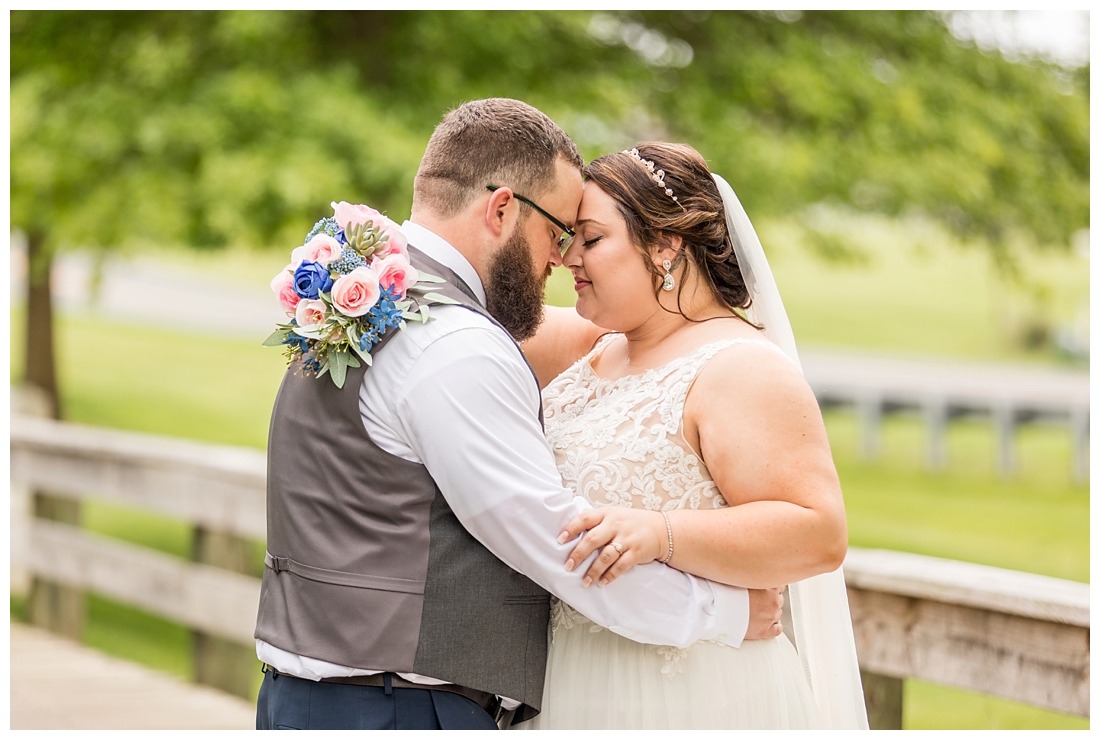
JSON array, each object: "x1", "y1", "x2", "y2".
[
  {"x1": 993, "y1": 405, "x2": 1016, "y2": 477},
  {"x1": 11, "y1": 479, "x2": 32, "y2": 595},
  {"x1": 1070, "y1": 405, "x2": 1089, "y2": 484},
  {"x1": 861, "y1": 669, "x2": 903, "y2": 730},
  {"x1": 28, "y1": 493, "x2": 85, "y2": 639},
  {"x1": 857, "y1": 394, "x2": 883, "y2": 462},
  {"x1": 924, "y1": 398, "x2": 948, "y2": 471},
  {"x1": 191, "y1": 527, "x2": 258, "y2": 699}
]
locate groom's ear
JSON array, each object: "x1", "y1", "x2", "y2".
[{"x1": 485, "y1": 186, "x2": 516, "y2": 238}]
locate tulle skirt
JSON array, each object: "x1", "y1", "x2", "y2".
[{"x1": 513, "y1": 606, "x2": 819, "y2": 730}]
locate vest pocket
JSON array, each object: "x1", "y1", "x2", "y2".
[
  {"x1": 265, "y1": 552, "x2": 426, "y2": 594},
  {"x1": 502, "y1": 595, "x2": 552, "y2": 606}
]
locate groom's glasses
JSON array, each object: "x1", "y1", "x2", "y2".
[{"x1": 486, "y1": 185, "x2": 575, "y2": 254}]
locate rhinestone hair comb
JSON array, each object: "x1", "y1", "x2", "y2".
[{"x1": 621, "y1": 148, "x2": 685, "y2": 210}]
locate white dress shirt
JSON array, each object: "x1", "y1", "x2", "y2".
[{"x1": 257, "y1": 221, "x2": 750, "y2": 694}]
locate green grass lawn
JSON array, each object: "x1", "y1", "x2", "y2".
[
  {"x1": 40, "y1": 316, "x2": 285, "y2": 450},
  {"x1": 828, "y1": 414, "x2": 1088, "y2": 583},
  {"x1": 9, "y1": 224, "x2": 1088, "y2": 729}
]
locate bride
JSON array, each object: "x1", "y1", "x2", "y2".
[{"x1": 515, "y1": 143, "x2": 868, "y2": 729}]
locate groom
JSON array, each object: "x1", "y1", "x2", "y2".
[{"x1": 254, "y1": 98, "x2": 783, "y2": 730}]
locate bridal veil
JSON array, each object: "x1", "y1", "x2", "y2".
[{"x1": 712, "y1": 174, "x2": 870, "y2": 730}]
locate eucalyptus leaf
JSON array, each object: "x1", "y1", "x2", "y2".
[
  {"x1": 422, "y1": 292, "x2": 460, "y2": 305},
  {"x1": 413, "y1": 273, "x2": 447, "y2": 284},
  {"x1": 330, "y1": 348, "x2": 349, "y2": 388},
  {"x1": 263, "y1": 328, "x2": 292, "y2": 347}
]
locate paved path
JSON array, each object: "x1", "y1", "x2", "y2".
[{"x1": 10, "y1": 623, "x2": 255, "y2": 730}]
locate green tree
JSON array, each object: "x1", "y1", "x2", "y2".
[
  {"x1": 11, "y1": 10, "x2": 1089, "y2": 415},
  {"x1": 313, "y1": 10, "x2": 1086, "y2": 257},
  {"x1": 11, "y1": 10, "x2": 423, "y2": 415}
]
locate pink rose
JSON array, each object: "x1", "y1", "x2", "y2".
[
  {"x1": 331, "y1": 201, "x2": 387, "y2": 232},
  {"x1": 294, "y1": 299, "x2": 328, "y2": 337},
  {"x1": 270, "y1": 265, "x2": 301, "y2": 314},
  {"x1": 373, "y1": 223, "x2": 409, "y2": 259},
  {"x1": 291, "y1": 234, "x2": 342, "y2": 267},
  {"x1": 330, "y1": 267, "x2": 381, "y2": 317},
  {"x1": 371, "y1": 253, "x2": 419, "y2": 296}
]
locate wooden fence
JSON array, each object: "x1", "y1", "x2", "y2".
[
  {"x1": 9, "y1": 415, "x2": 1090, "y2": 727},
  {"x1": 801, "y1": 349, "x2": 1089, "y2": 481}
]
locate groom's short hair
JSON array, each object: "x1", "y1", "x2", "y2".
[{"x1": 413, "y1": 98, "x2": 582, "y2": 219}]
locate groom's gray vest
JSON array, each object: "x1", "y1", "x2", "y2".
[{"x1": 255, "y1": 246, "x2": 551, "y2": 722}]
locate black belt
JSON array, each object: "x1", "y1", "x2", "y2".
[{"x1": 264, "y1": 666, "x2": 502, "y2": 719}]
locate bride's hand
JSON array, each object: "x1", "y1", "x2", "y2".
[{"x1": 557, "y1": 507, "x2": 667, "y2": 588}]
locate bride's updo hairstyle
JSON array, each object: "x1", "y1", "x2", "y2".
[{"x1": 583, "y1": 142, "x2": 755, "y2": 323}]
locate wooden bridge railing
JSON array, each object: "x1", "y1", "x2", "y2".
[{"x1": 9, "y1": 416, "x2": 1090, "y2": 726}]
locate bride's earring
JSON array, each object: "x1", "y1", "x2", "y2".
[{"x1": 662, "y1": 259, "x2": 675, "y2": 291}]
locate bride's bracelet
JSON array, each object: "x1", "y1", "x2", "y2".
[{"x1": 660, "y1": 511, "x2": 674, "y2": 564}]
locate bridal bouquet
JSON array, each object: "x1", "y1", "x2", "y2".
[{"x1": 264, "y1": 201, "x2": 453, "y2": 388}]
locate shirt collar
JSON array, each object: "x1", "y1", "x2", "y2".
[{"x1": 400, "y1": 220, "x2": 486, "y2": 306}]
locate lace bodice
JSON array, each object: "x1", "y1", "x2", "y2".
[
  {"x1": 543, "y1": 333, "x2": 789, "y2": 668},
  {"x1": 544, "y1": 333, "x2": 787, "y2": 512}
]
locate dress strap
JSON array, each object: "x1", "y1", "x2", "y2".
[
  {"x1": 712, "y1": 338, "x2": 792, "y2": 362},
  {"x1": 662, "y1": 338, "x2": 795, "y2": 434}
]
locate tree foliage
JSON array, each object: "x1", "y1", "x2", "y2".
[
  {"x1": 11, "y1": 11, "x2": 422, "y2": 257},
  {"x1": 10, "y1": 9, "x2": 1089, "y2": 256}
]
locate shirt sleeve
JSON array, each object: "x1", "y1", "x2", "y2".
[{"x1": 391, "y1": 324, "x2": 749, "y2": 649}]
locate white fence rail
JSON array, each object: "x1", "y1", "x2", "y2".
[
  {"x1": 10, "y1": 415, "x2": 1090, "y2": 722},
  {"x1": 802, "y1": 349, "x2": 1089, "y2": 479}
]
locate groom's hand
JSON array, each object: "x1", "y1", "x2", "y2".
[{"x1": 745, "y1": 587, "x2": 784, "y2": 640}]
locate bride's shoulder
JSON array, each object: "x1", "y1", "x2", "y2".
[{"x1": 688, "y1": 327, "x2": 812, "y2": 408}]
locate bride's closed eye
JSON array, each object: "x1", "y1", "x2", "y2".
[{"x1": 582, "y1": 236, "x2": 603, "y2": 247}]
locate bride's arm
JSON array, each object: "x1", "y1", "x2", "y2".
[
  {"x1": 558, "y1": 344, "x2": 848, "y2": 590},
  {"x1": 521, "y1": 305, "x2": 608, "y2": 389}
]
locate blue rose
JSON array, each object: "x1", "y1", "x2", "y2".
[{"x1": 293, "y1": 260, "x2": 334, "y2": 299}]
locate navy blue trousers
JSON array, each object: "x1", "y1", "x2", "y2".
[{"x1": 256, "y1": 670, "x2": 499, "y2": 730}]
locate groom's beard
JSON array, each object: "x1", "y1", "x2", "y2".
[{"x1": 484, "y1": 228, "x2": 551, "y2": 343}]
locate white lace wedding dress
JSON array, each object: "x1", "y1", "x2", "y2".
[{"x1": 515, "y1": 334, "x2": 819, "y2": 730}]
